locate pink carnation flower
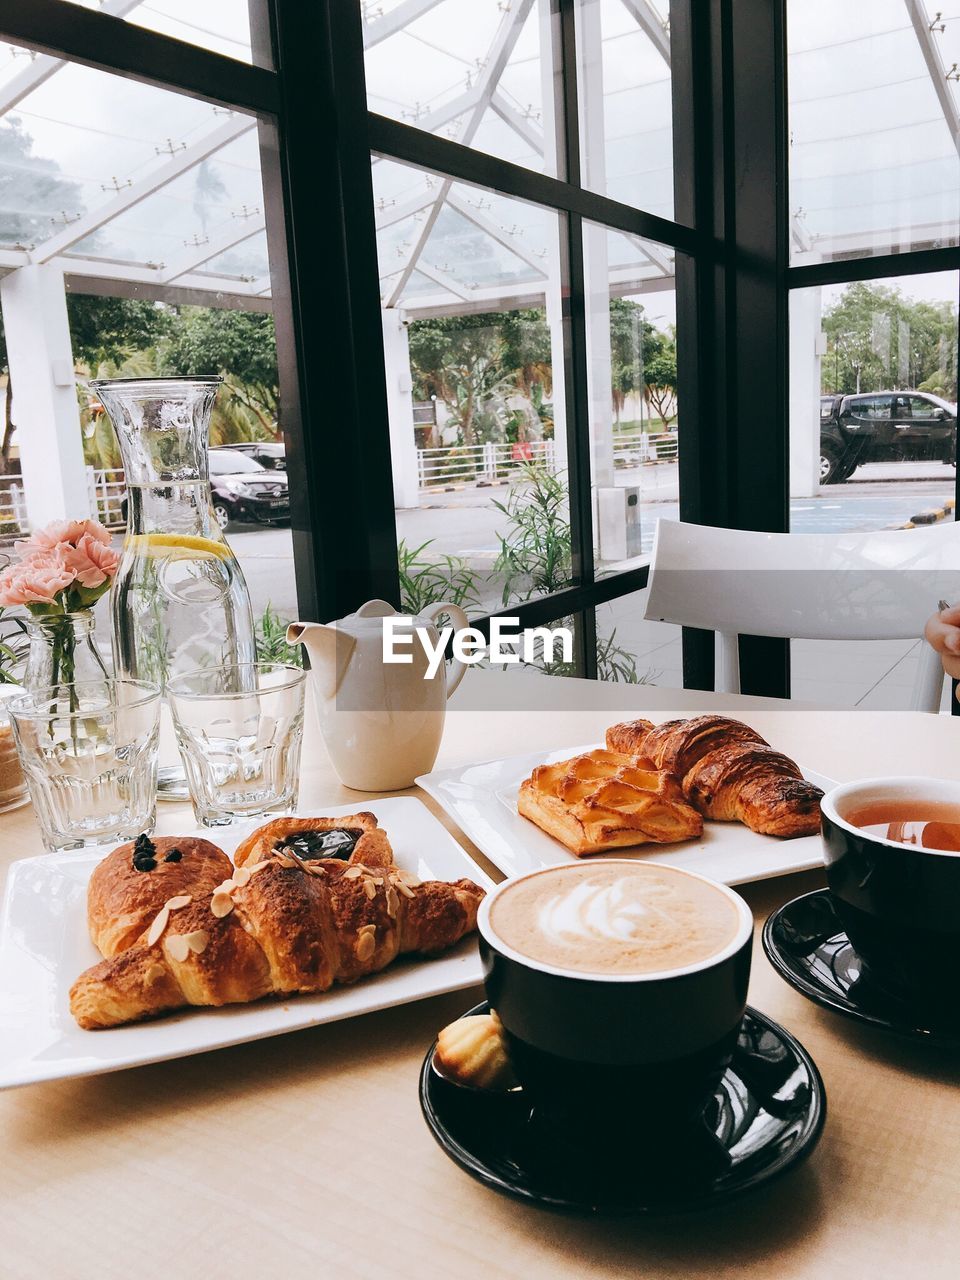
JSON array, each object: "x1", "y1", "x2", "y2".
[
  {"x1": 58, "y1": 533, "x2": 120, "y2": 589},
  {"x1": 15, "y1": 517, "x2": 112, "y2": 558},
  {"x1": 0, "y1": 554, "x2": 76, "y2": 607}
]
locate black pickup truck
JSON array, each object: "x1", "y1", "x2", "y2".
[{"x1": 819, "y1": 390, "x2": 957, "y2": 484}]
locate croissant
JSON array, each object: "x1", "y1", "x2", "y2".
[
  {"x1": 605, "y1": 715, "x2": 822, "y2": 839},
  {"x1": 87, "y1": 835, "x2": 234, "y2": 959},
  {"x1": 70, "y1": 855, "x2": 484, "y2": 1030},
  {"x1": 682, "y1": 741, "x2": 823, "y2": 837},
  {"x1": 607, "y1": 715, "x2": 767, "y2": 776}
]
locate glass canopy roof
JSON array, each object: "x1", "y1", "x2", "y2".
[{"x1": 0, "y1": 0, "x2": 956, "y2": 315}]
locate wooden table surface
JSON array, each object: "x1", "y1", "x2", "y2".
[{"x1": 3, "y1": 669, "x2": 960, "y2": 1279}]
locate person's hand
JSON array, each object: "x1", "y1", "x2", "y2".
[{"x1": 925, "y1": 604, "x2": 960, "y2": 682}]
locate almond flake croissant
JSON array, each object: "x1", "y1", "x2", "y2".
[{"x1": 70, "y1": 855, "x2": 484, "y2": 1030}]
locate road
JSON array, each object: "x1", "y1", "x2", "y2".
[{"x1": 122, "y1": 458, "x2": 956, "y2": 627}]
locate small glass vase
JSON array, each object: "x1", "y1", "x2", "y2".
[{"x1": 23, "y1": 611, "x2": 111, "y2": 696}]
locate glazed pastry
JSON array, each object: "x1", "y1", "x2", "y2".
[
  {"x1": 70, "y1": 854, "x2": 484, "y2": 1030},
  {"x1": 518, "y1": 748, "x2": 703, "y2": 856},
  {"x1": 87, "y1": 834, "x2": 234, "y2": 959},
  {"x1": 436, "y1": 1011, "x2": 517, "y2": 1091},
  {"x1": 606, "y1": 715, "x2": 822, "y2": 838},
  {"x1": 233, "y1": 813, "x2": 393, "y2": 870}
]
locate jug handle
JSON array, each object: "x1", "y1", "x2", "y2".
[{"x1": 421, "y1": 602, "x2": 470, "y2": 697}]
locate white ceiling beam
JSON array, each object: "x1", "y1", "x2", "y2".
[
  {"x1": 160, "y1": 212, "x2": 265, "y2": 283},
  {"x1": 623, "y1": 231, "x2": 673, "y2": 274},
  {"x1": 0, "y1": 246, "x2": 28, "y2": 268},
  {"x1": 445, "y1": 190, "x2": 547, "y2": 274},
  {"x1": 375, "y1": 189, "x2": 434, "y2": 230},
  {"x1": 490, "y1": 91, "x2": 544, "y2": 154},
  {"x1": 0, "y1": 0, "x2": 145, "y2": 112},
  {"x1": 31, "y1": 113, "x2": 255, "y2": 263},
  {"x1": 414, "y1": 261, "x2": 474, "y2": 301},
  {"x1": 386, "y1": 0, "x2": 536, "y2": 307},
  {"x1": 404, "y1": 86, "x2": 483, "y2": 135},
  {"x1": 619, "y1": 0, "x2": 670, "y2": 64},
  {"x1": 362, "y1": 0, "x2": 446, "y2": 48},
  {"x1": 903, "y1": 0, "x2": 960, "y2": 157}
]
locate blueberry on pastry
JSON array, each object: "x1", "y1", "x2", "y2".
[{"x1": 87, "y1": 834, "x2": 234, "y2": 959}]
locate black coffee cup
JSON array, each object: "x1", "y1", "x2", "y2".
[
  {"x1": 821, "y1": 777, "x2": 960, "y2": 1002},
  {"x1": 476, "y1": 861, "x2": 753, "y2": 1142}
]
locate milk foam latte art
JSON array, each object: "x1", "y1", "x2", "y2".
[{"x1": 487, "y1": 862, "x2": 741, "y2": 977}]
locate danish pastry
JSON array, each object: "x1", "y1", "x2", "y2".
[
  {"x1": 518, "y1": 748, "x2": 704, "y2": 856},
  {"x1": 233, "y1": 813, "x2": 393, "y2": 869}
]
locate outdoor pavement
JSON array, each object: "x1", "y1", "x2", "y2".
[{"x1": 98, "y1": 457, "x2": 955, "y2": 711}]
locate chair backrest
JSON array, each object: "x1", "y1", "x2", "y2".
[{"x1": 644, "y1": 519, "x2": 960, "y2": 709}]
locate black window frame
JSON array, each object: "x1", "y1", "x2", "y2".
[{"x1": 2, "y1": 0, "x2": 948, "y2": 705}]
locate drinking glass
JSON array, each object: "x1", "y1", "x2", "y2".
[
  {"x1": 10, "y1": 679, "x2": 161, "y2": 851},
  {"x1": 166, "y1": 663, "x2": 305, "y2": 826}
]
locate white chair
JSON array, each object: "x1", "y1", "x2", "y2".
[{"x1": 644, "y1": 519, "x2": 960, "y2": 711}]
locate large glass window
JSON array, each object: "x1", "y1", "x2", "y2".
[
  {"x1": 0, "y1": 37, "x2": 293, "y2": 650},
  {"x1": 583, "y1": 222, "x2": 678, "y2": 576},
  {"x1": 790, "y1": 273, "x2": 957, "y2": 527},
  {"x1": 789, "y1": 271, "x2": 958, "y2": 708},
  {"x1": 373, "y1": 157, "x2": 570, "y2": 618},
  {"x1": 363, "y1": 0, "x2": 559, "y2": 177},
  {"x1": 788, "y1": 0, "x2": 960, "y2": 264},
  {"x1": 575, "y1": 0, "x2": 674, "y2": 220},
  {"x1": 57, "y1": 0, "x2": 263, "y2": 65}
]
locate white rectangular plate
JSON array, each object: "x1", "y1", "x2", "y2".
[
  {"x1": 0, "y1": 797, "x2": 492, "y2": 1091},
  {"x1": 418, "y1": 745, "x2": 835, "y2": 886}
]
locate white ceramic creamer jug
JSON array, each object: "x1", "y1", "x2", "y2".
[{"x1": 287, "y1": 598, "x2": 469, "y2": 791}]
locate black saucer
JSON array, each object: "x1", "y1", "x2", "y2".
[
  {"x1": 419, "y1": 1001, "x2": 825, "y2": 1215},
  {"x1": 763, "y1": 889, "x2": 960, "y2": 1048}
]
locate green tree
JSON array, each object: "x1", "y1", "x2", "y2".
[
  {"x1": 644, "y1": 342, "x2": 678, "y2": 424},
  {"x1": 822, "y1": 282, "x2": 957, "y2": 397},
  {"x1": 160, "y1": 307, "x2": 279, "y2": 433},
  {"x1": 608, "y1": 299, "x2": 677, "y2": 424},
  {"x1": 67, "y1": 295, "x2": 172, "y2": 372},
  {"x1": 408, "y1": 309, "x2": 552, "y2": 447}
]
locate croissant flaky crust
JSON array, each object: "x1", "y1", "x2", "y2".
[
  {"x1": 518, "y1": 748, "x2": 704, "y2": 856},
  {"x1": 87, "y1": 836, "x2": 234, "y2": 959},
  {"x1": 70, "y1": 854, "x2": 484, "y2": 1030},
  {"x1": 605, "y1": 715, "x2": 823, "y2": 839}
]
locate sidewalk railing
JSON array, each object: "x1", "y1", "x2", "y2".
[
  {"x1": 416, "y1": 430, "x2": 678, "y2": 489},
  {"x1": 0, "y1": 475, "x2": 27, "y2": 537},
  {"x1": 90, "y1": 467, "x2": 127, "y2": 530},
  {"x1": 417, "y1": 439, "x2": 557, "y2": 488}
]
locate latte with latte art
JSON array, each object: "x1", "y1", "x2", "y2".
[{"x1": 487, "y1": 862, "x2": 741, "y2": 976}]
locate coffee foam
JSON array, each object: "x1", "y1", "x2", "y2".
[{"x1": 487, "y1": 862, "x2": 741, "y2": 976}]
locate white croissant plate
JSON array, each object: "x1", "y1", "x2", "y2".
[
  {"x1": 0, "y1": 798, "x2": 492, "y2": 1091},
  {"x1": 417, "y1": 744, "x2": 835, "y2": 886}
]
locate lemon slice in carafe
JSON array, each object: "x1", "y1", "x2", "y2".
[{"x1": 126, "y1": 533, "x2": 232, "y2": 560}]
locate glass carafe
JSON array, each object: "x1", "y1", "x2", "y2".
[{"x1": 92, "y1": 376, "x2": 256, "y2": 688}]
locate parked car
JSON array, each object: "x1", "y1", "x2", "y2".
[
  {"x1": 819, "y1": 390, "x2": 957, "y2": 484},
  {"x1": 210, "y1": 441, "x2": 286, "y2": 471},
  {"x1": 123, "y1": 450, "x2": 290, "y2": 530},
  {"x1": 207, "y1": 449, "x2": 289, "y2": 527}
]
